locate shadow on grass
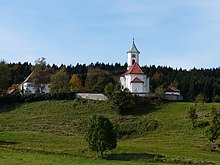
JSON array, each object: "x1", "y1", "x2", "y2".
[
  {"x1": 128, "y1": 103, "x2": 160, "y2": 116},
  {"x1": 105, "y1": 153, "x2": 164, "y2": 161},
  {"x1": 0, "y1": 140, "x2": 19, "y2": 145},
  {"x1": 196, "y1": 121, "x2": 209, "y2": 128},
  {"x1": 0, "y1": 103, "x2": 22, "y2": 113}
]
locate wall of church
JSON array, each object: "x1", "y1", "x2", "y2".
[
  {"x1": 131, "y1": 82, "x2": 144, "y2": 93},
  {"x1": 123, "y1": 74, "x2": 149, "y2": 93}
]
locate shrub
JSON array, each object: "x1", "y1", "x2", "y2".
[
  {"x1": 205, "y1": 108, "x2": 220, "y2": 143},
  {"x1": 188, "y1": 106, "x2": 198, "y2": 128},
  {"x1": 110, "y1": 90, "x2": 136, "y2": 115}
]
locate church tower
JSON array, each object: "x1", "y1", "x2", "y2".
[{"x1": 127, "y1": 38, "x2": 140, "y2": 70}]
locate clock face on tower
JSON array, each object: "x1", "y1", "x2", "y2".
[{"x1": 132, "y1": 54, "x2": 136, "y2": 58}]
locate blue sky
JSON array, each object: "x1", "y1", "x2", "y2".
[{"x1": 0, "y1": 0, "x2": 220, "y2": 69}]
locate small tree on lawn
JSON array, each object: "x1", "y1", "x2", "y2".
[
  {"x1": 205, "y1": 108, "x2": 220, "y2": 143},
  {"x1": 195, "y1": 93, "x2": 207, "y2": 104},
  {"x1": 188, "y1": 106, "x2": 198, "y2": 128},
  {"x1": 85, "y1": 115, "x2": 117, "y2": 158}
]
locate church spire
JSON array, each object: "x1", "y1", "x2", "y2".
[
  {"x1": 127, "y1": 38, "x2": 140, "y2": 70},
  {"x1": 127, "y1": 38, "x2": 140, "y2": 53}
]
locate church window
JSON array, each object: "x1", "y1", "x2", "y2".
[{"x1": 132, "y1": 59, "x2": 135, "y2": 64}]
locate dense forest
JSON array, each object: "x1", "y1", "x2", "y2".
[{"x1": 1, "y1": 60, "x2": 220, "y2": 102}]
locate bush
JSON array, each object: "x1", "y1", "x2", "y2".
[
  {"x1": 110, "y1": 91, "x2": 136, "y2": 115},
  {"x1": 188, "y1": 106, "x2": 198, "y2": 128}
]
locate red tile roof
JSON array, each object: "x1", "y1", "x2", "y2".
[
  {"x1": 165, "y1": 87, "x2": 180, "y2": 92},
  {"x1": 122, "y1": 63, "x2": 144, "y2": 76},
  {"x1": 131, "y1": 77, "x2": 144, "y2": 83}
]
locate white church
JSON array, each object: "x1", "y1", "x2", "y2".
[{"x1": 120, "y1": 39, "x2": 150, "y2": 96}]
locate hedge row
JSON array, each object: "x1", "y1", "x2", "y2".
[{"x1": 0, "y1": 92, "x2": 76, "y2": 105}]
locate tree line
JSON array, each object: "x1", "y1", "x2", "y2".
[{"x1": 1, "y1": 59, "x2": 220, "y2": 101}]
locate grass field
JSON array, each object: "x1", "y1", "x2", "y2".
[{"x1": 0, "y1": 99, "x2": 220, "y2": 164}]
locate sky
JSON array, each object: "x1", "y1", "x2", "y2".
[{"x1": 0, "y1": 0, "x2": 220, "y2": 69}]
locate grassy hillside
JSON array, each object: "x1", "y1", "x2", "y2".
[{"x1": 0, "y1": 100, "x2": 220, "y2": 164}]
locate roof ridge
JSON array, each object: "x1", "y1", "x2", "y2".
[{"x1": 123, "y1": 62, "x2": 144, "y2": 75}]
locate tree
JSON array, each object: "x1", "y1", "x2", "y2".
[
  {"x1": 205, "y1": 108, "x2": 220, "y2": 143},
  {"x1": 155, "y1": 85, "x2": 166, "y2": 100},
  {"x1": 0, "y1": 61, "x2": 11, "y2": 91},
  {"x1": 84, "y1": 68, "x2": 115, "y2": 93},
  {"x1": 188, "y1": 106, "x2": 198, "y2": 128},
  {"x1": 32, "y1": 57, "x2": 50, "y2": 93},
  {"x1": 195, "y1": 93, "x2": 208, "y2": 103},
  {"x1": 49, "y1": 67, "x2": 69, "y2": 93},
  {"x1": 110, "y1": 90, "x2": 136, "y2": 115},
  {"x1": 85, "y1": 115, "x2": 117, "y2": 158},
  {"x1": 69, "y1": 74, "x2": 83, "y2": 92},
  {"x1": 104, "y1": 82, "x2": 119, "y2": 99}
]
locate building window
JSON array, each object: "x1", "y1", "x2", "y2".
[{"x1": 132, "y1": 59, "x2": 135, "y2": 64}]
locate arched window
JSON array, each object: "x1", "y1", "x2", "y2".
[{"x1": 132, "y1": 59, "x2": 135, "y2": 64}]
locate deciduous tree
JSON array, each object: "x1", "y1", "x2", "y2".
[
  {"x1": 50, "y1": 67, "x2": 69, "y2": 93},
  {"x1": 85, "y1": 115, "x2": 117, "y2": 158},
  {"x1": 69, "y1": 74, "x2": 83, "y2": 92},
  {"x1": 205, "y1": 108, "x2": 220, "y2": 143},
  {"x1": 32, "y1": 57, "x2": 50, "y2": 93},
  {"x1": 84, "y1": 68, "x2": 115, "y2": 93},
  {"x1": 195, "y1": 93, "x2": 207, "y2": 104}
]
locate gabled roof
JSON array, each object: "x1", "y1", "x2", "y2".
[
  {"x1": 127, "y1": 38, "x2": 140, "y2": 53},
  {"x1": 165, "y1": 87, "x2": 180, "y2": 93},
  {"x1": 23, "y1": 72, "x2": 34, "y2": 84},
  {"x1": 122, "y1": 62, "x2": 144, "y2": 76},
  {"x1": 131, "y1": 77, "x2": 144, "y2": 83},
  {"x1": 22, "y1": 71, "x2": 51, "y2": 85}
]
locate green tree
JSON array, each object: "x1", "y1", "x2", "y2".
[
  {"x1": 32, "y1": 57, "x2": 50, "y2": 93},
  {"x1": 85, "y1": 115, "x2": 117, "y2": 158},
  {"x1": 155, "y1": 85, "x2": 166, "y2": 100},
  {"x1": 110, "y1": 90, "x2": 136, "y2": 115},
  {"x1": 195, "y1": 93, "x2": 208, "y2": 103},
  {"x1": 69, "y1": 74, "x2": 83, "y2": 92},
  {"x1": 104, "y1": 82, "x2": 120, "y2": 99},
  {"x1": 0, "y1": 61, "x2": 11, "y2": 91},
  {"x1": 205, "y1": 108, "x2": 220, "y2": 143},
  {"x1": 50, "y1": 67, "x2": 69, "y2": 93},
  {"x1": 84, "y1": 68, "x2": 115, "y2": 93},
  {"x1": 188, "y1": 106, "x2": 198, "y2": 128}
]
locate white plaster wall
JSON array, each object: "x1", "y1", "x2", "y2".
[
  {"x1": 22, "y1": 82, "x2": 50, "y2": 94},
  {"x1": 165, "y1": 92, "x2": 180, "y2": 96},
  {"x1": 127, "y1": 52, "x2": 139, "y2": 69},
  {"x1": 131, "y1": 82, "x2": 143, "y2": 92}
]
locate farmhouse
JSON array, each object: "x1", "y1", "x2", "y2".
[{"x1": 120, "y1": 39, "x2": 150, "y2": 96}]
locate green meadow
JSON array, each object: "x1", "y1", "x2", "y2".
[{"x1": 0, "y1": 99, "x2": 219, "y2": 164}]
